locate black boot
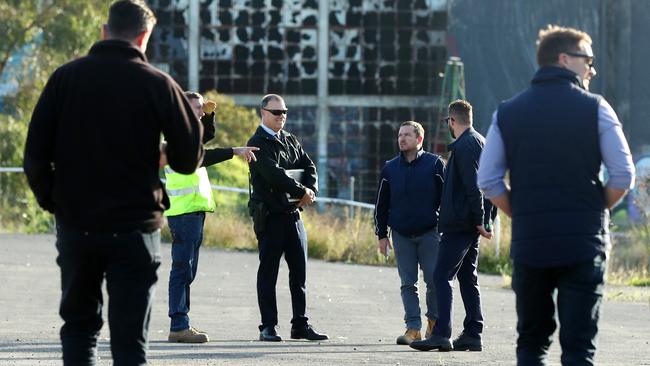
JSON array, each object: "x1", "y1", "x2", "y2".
[
  {"x1": 290, "y1": 325, "x2": 329, "y2": 341},
  {"x1": 409, "y1": 335, "x2": 452, "y2": 352}
]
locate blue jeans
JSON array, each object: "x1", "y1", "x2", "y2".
[
  {"x1": 392, "y1": 229, "x2": 440, "y2": 330},
  {"x1": 512, "y1": 254, "x2": 607, "y2": 366},
  {"x1": 432, "y1": 231, "x2": 483, "y2": 339},
  {"x1": 55, "y1": 225, "x2": 161, "y2": 366},
  {"x1": 167, "y1": 212, "x2": 205, "y2": 332}
]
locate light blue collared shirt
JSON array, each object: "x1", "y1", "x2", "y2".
[
  {"x1": 477, "y1": 98, "x2": 636, "y2": 198},
  {"x1": 259, "y1": 123, "x2": 278, "y2": 137}
]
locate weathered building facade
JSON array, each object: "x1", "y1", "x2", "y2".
[
  {"x1": 146, "y1": 0, "x2": 449, "y2": 202},
  {"x1": 146, "y1": 0, "x2": 650, "y2": 202}
]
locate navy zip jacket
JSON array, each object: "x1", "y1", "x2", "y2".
[
  {"x1": 439, "y1": 127, "x2": 497, "y2": 233},
  {"x1": 374, "y1": 151, "x2": 445, "y2": 239}
]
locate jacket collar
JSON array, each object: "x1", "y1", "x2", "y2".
[
  {"x1": 531, "y1": 65, "x2": 584, "y2": 90},
  {"x1": 447, "y1": 127, "x2": 473, "y2": 152},
  {"x1": 254, "y1": 125, "x2": 288, "y2": 141},
  {"x1": 88, "y1": 39, "x2": 147, "y2": 63},
  {"x1": 259, "y1": 123, "x2": 278, "y2": 137},
  {"x1": 399, "y1": 149, "x2": 425, "y2": 164}
]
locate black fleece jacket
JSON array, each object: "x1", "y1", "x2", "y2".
[
  {"x1": 200, "y1": 112, "x2": 234, "y2": 166},
  {"x1": 24, "y1": 39, "x2": 203, "y2": 232}
]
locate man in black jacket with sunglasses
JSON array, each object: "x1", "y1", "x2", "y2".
[{"x1": 247, "y1": 94, "x2": 328, "y2": 342}]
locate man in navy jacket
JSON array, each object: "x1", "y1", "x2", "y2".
[
  {"x1": 478, "y1": 25, "x2": 634, "y2": 365},
  {"x1": 411, "y1": 100, "x2": 496, "y2": 352},
  {"x1": 375, "y1": 121, "x2": 445, "y2": 345}
]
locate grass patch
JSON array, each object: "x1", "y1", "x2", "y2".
[
  {"x1": 605, "y1": 288, "x2": 650, "y2": 303},
  {"x1": 628, "y1": 277, "x2": 650, "y2": 287},
  {"x1": 478, "y1": 213, "x2": 512, "y2": 277},
  {"x1": 302, "y1": 207, "x2": 390, "y2": 265},
  {"x1": 132, "y1": 200, "x2": 650, "y2": 295}
]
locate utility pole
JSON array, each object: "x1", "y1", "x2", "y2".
[
  {"x1": 316, "y1": 0, "x2": 330, "y2": 198},
  {"x1": 188, "y1": 0, "x2": 199, "y2": 91}
]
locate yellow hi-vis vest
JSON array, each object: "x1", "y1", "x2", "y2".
[{"x1": 164, "y1": 166, "x2": 215, "y2": 216}]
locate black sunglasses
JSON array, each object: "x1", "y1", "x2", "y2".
[
  {"x1": 441, "y1": 116, "x2": 454, "y2": 123},
  {"x1": 263, "y1": 108, "x2": 288, "y2": 116},
  {"x1": 564, "y1": 51, "x2": 595, "y2": 68}
]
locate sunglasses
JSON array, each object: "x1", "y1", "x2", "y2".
[
  {"x1": 263, "y1": 108, "x2": 288, "y2": 116},
  {"x1": 564, "y1": 51, "x2": 595, "y2": 69},
  {"x1": 441, "y1": 116, "x2": 454, "y2": 123}
]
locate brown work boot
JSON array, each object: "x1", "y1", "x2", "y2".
[
  {"x1": 425, "y1": 318, "x2": 437, "y2": 339},
  {"x1": 168, "y1": 326, "x2": 209, "y2": 343},
  {"x1": 396, "y1": 328, "x2": 421, "y2": 345}
]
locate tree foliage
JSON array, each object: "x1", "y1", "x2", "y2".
[
  {"x1": 0, "y1": 0, "x2": 109, "y2": 231},
  {"x1": 202, "y1": 91, "x2": 260, "y2": 213},
  {"x1": 0, "y1": 1, "x2": 261, "y2": 231}
]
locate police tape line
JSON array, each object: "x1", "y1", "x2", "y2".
[
  {"x1": 0, "y1": 167, "x2": 375, "y2": 210},
  {"x1": 0, "y1": 167, "x2": 24, "y2": 173}
]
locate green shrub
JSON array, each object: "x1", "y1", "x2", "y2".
[
  {"x1": 478, "y1": 213, "x2": 512, "y2": 276},
  {"x1": 301, "y1": 207, "x2": 388, "y2": 265},
  {"x1": 627, "y1": 277, "x2": 650, "y2": 287}
]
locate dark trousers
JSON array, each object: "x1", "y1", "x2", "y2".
[
  {"x1": 432, "y1": 231, "x2": 483, "y2": 339},
  {"x1": 167, "y1": 212, "x2": 205, "y2": 331},
  {"x1": 512, "y1": 254, "x2": 606, "y2": 366},
  {"x1": 55, "y1": 225, "x2": 161, "y2": 366},
  {"x1": 256, "y1": 212, "x2": 308, "y2": 330}
]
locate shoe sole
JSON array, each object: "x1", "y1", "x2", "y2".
[
  {"x1": 453, "y1": 345, "x2": 482, "y2": 351},
  {"x1": 168, "y1": 338, "x2": 209, "y2": 343},
  {"x1": 290, "y1": 336, "x2": 329, "y2": 341},
  {"x1": 396, "y1": 338, "x2": 419, "y2": 345},
  {"x1": 259, "y1": 336, "x2": 282, "y2": 342},
  {"x1": 410, "y1": 344, "x2": 452, "y2": 352}
]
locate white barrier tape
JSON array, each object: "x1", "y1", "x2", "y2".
[
  {"x1": 2, "y1": 167, "x2": 374, "y2": 210},
  {"x1": 0, "y1": 167, "x2": 24, "y2": 172}
]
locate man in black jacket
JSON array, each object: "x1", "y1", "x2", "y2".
[
  {"x1": 247, "y1": 94, "x2": 328, "y2": 342},
  {"x1": 411, "y1": 99, "x2": 496, "y2": 352},
  {"x1": 23, "y1": 1, "x2": 203, "y2": 364}
]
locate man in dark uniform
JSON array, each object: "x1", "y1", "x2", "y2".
[
  {"x1": 23, "y1": 1, "x2": 203, "y2": 364},
  {"x1": 411, "y1": 99, "x2": 496, "y2": 352},
  {"x1": 247, "y1": 94, "x2": 328, "y2": 342}
]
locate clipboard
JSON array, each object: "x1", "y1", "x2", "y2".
[{"x1": 285, "y1": 169, "x2": 304, "y2": 203}]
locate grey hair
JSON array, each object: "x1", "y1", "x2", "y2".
[{"x1": 260, "y1": 94, "x2": 283, "y2": 110}]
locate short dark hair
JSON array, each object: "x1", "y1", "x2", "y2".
[
  {"x1": 108, "y1": 0, "x2": 157, "y2": 40},
  {"x1": 448, "y1": 99, "x2": 473, "y2": 125},
  {"x1": 536, "y1": 25, "x2": 592, "y2": 67},
  {"x1": 260, "y1": 94, "x2": 283, "y2": 110},
  {"x1": 399, "y1": 121, "x2": 425, "y2": 138}
]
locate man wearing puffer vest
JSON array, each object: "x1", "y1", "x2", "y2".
[{"x1": 477, "y1": 25, "x2": 635, "y2": 365}]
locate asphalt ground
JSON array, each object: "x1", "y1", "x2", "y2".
[{"x1": 1, "y1": 234, "x2": 649, "y2": 365}]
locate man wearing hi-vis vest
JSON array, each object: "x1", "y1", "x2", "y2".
[{"x1": 164, "y1": 91, "x2": 258, "y2": 343}]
